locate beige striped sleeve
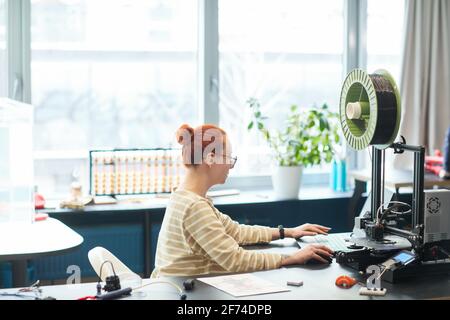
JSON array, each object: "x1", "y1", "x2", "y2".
[
  {"x1": 183, "y1": 200, "x2": 282, "y2": 273},
  {"x1": 217, "y1": 211, "x2": 272, "y2": 245}
]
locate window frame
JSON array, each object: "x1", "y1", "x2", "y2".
[
  {"x1": 6, "y1": 0, "x2": 31, "y2": 102},
  {"x1": 5, "y1": 0, "x2": 392, "y2": 193}
]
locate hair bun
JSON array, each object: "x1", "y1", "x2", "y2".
[{"x1": 176, "y1": 124, "x2": 194, "y2": 146}]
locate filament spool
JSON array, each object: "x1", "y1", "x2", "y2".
[{"x1": 339, "y1": 69, "x2": 401, "y2": 150}]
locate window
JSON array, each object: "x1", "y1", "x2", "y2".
[
  {"x1": 218, "y1": 0, "x2": 345, "y2": 176},
  {"x1": 31, "y1": 0, "x2": 198, "y2": 195},
  {"x1": 0, "y1": 0, "x2": 6, "y2": 96},
  {"x1": 354, "y1": 0, "x2": 405, "y2": 171},
  {"x1": 366, "y1": 0, "x2": 405, "y2": 84},
  {"x1": 0, "y1": 1, "x2": 407, "y2": 195}
]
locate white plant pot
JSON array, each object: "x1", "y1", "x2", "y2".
[{"x1": 271, "y1": 166, "x2": 303, "y2": 200}]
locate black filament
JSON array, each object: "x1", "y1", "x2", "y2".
[{"x1": 369, "y1": 74, "x2": 398, "y2": 145}]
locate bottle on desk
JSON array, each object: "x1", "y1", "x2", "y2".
[
  {"x1": 330, "y1": 158, "x2": 347, "y2": 192},
  {"x1": 330, "y1": 159, "x2": 338, "y2": 190},
  {"x1": 337, "y1": 159, "x2": 347, "y2": 192}
]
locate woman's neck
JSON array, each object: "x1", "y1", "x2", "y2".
[{"x1": 179, "y1": 169, "x2": 211, "y2": 198}]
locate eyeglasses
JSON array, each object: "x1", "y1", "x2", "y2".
[{"x1": 222, "y1": 155, "x2": 238, "y2": 168}]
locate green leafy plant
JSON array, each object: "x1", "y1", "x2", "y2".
[{"x1": 247, "y1": 98, "x2": 341, "y2": 167}]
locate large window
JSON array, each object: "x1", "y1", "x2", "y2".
[
  {"x1": 366, "y1": 0, "x2": 405, "y2": 84},
  {"x1": 0, "y1": 0, "x2": 6, "y2": 96},
  {"x1": 31, "y1": 0, "x2": 198, "y2": 195},
  {"x1": 0, "y1": 0, "x2": 407, "y2": 196},
  {"x1": 355, "y1": 0, "x2": 405, "y2": 171},
  {"x1": 219, "y1": 0, "x2": 345, "y2": 176}
]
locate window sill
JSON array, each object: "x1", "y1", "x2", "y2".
[{"x1": 41, "y1": 185, "x2": 354, "y2": 215}]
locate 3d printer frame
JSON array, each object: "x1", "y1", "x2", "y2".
[
  {"x1": 369, "y1": 141, "x2": 425, "y2": 248},
  {"x1": 336, "y1": 140, "x2": 450, "y2": 282}
]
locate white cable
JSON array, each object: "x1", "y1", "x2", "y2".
[
  {"x1": 132, "y1": 280, "x2": 183, "y2": 295},
  {"x1": 377, "y1": 264, "x2": 391, "y2": 280},
  {"x1": 376, "y1": 200, "x2": 412, "y2": 223}
]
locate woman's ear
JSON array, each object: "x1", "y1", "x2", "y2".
[{"x1": 204, "y1": 152, "x2": 215, "y2": 167}]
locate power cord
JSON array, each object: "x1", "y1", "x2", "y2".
[
  {"x1": 0, "y1": 292, "x2": 41, "y2": 300},
  {"x1": 376, "y1": 200, "x2": 412, "y2": 224},
  {"x1": 83, "y1": 260, "x2": 191, "y2": 300},
  {"x1": 132, "y1": 279, "x2": 195, "y2": 300},
  {"x1": 0, "y1": 280, "x2": 56, "y2": 300}
]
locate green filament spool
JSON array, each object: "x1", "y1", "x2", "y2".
[{"x1": 339, "y1": 69, "x2": 401, "y2": 150}]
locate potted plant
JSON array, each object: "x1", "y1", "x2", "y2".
[{"x1": 247, "y1": 98, "x2": 340, "y2": 199}]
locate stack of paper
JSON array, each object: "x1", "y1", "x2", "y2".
[{"x1": 198, "y1": 273, "x2": 290, "y2": 297}]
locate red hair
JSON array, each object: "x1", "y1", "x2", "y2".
[{"x1": 176, "y1": 124, "x2": 228, "y2": 166}]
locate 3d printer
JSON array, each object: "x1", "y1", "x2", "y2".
[{"x1": 335, "y1": 69, "x2": 450, "y2": 283}]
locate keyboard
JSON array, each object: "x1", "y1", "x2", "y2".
[{"x1": 296, "y1": 233, "x2": 354, "y2": 252}]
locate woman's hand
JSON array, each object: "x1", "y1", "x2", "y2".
[
  {"x1": 281, "y1": 244, "x2": 334, "y2": 266},
  {"x1": 286, "y1": 223, "x2": 331, "y2": 239}
]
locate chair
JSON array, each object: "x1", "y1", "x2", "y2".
[{"x1": 88, "y1": 247, "x2": 142, "y2": 287}]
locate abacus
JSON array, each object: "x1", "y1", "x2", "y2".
[{"x1": 89, "y1": 148, "x2": 184, "y2": 197}]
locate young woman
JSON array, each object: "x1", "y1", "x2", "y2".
[{"x1": 151, "y1": 124, "x2": 333, "y2": 278}]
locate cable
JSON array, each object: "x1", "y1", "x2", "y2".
[
  {"x1": 99, "y1": 260, "x2": 117, "y2": 281},
  {"x1": 435, "y1": 246, "x2": 450, "y2": 259},
  {"x1": 0, "y1": 292, "x2": 40, "y2": 300},
  {"x1": 376, "y1": 200, "x2": 412, "y2": 224},
  {"x1": 377, "y1": 266, "x2": 390, "y2": 280},
  {"x1": 133, "y1": 280, "x2": 182, "y2": 293},
  {"x1": 98, "y1": 260, "x2": 121, "y2": 292},
  {"x1": 1, "y1": 280, "x2": 44, "y2": 300},
  {"x1": 132, "y1": 280, "x2": 186, "y2": 300},
  {"x1": 18, "y1": 279, "x2": 40, "y2": 291}
]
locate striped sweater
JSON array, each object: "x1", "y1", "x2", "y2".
[{"x1": 151, "y1": 189, "x2": 283, "y2": 278}]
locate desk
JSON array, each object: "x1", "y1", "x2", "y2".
[
  {"x1": 39, "y1": 188, "x2": 353, "y2": 279},
  {"x1": 0, "y1": 218, "x2": 84, "y2": 288},
  {"x1": 347, "y1": 169, "x2": 450, "y2": 229},
  {"x1": 2, "y1": 238, "x2": 449, "y2": 300},
  {"x1": 351, "y1": 169, "x2": 450, "y2": 192}
]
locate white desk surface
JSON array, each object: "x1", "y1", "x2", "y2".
[
  {"x1": 0, "y1": 218, "x2": 83, "y2": 261},
  {"x1": 2, "y1": 239, "x2": 450, "y2": 300}
]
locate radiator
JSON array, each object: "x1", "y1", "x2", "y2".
[{"x1": 31, "y1": 224, "x2": 145, "y2": 282}]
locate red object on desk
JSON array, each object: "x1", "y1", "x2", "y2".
[
  {"x1": 35, "y1": 193, "x2": 46, "y2": 210},
  {"x1": 77, "y1": 296, "x2": 97, "y2": 300},
  {"x1": 335, "y1": 275, "x2": 357, "y2": 289},
  {"x1": 35, "y1": 213, "x2": 49, "y2": 222}
]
